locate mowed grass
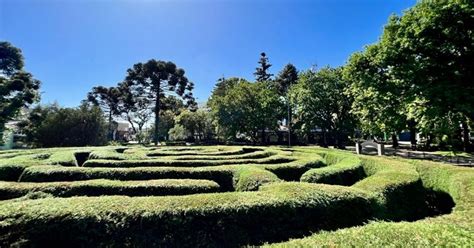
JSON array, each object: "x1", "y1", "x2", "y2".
[{"x1": 0, "y1": 146, "x2": 472, "y2": 247}]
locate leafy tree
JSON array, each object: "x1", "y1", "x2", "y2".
[
  {"x1": 345, "y1": 0, "x2": 474, "y2": 150},
  {"x1": 291, "y1": 67, "x2": 356, "y2": 148},
  {"x1": 20, "y1": 103, "x2": 107, "y2": 147},
  {"x1": 86, "y1": 86, "x2": 121, "y2": 140},
  {"x1": 168, "y1": 124, "x2": 187, "y2": 141},
  {"x1": 0, "y1": 41, "x2": 40, "y2": 143},
  {"x1": 254, "y1": 52, "x2": 273, "y2": 82},
  {"x1": 209, "y1": 80, "x2": 283, "y2": 143},
  {"x1": 344, "y1": 44, "x2": 407, "y2": 147},
  {"x1": 175, "y1": 109, "x2": 214, "y2": 141},
  {"x1": 124, "y1": 59, "x2": 196, "y2": 145},
  {"x1": 157, "y1": 110, "x2": 176, "y2": 141},
  {"x1": 116, "y1": 81, "x2": 154, "y2": 143}
]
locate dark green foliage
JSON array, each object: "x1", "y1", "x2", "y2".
[
  {"x1": 0, "y1": 164, "x2": 24, "y2": 181},
  {"x1": 254, "y1": 52, "x2": 273, "y2": 82},
  {"x1": 208, "y1": 80, "x2": 284, "y2": 142},
  {"x1": 20, "y1": 104, "x2": 107, "y2": 147},
  {"x1": 0, "y1": 41, "x2": 41, "y2": 142},
  {"x1": 344, "y1": 0, "x2": 474, "y2": 149},
  {"x1": 275, "y1": 63, "x2": 298, "y2": 95},
  {"x1": 124, "y1": 59, "x2": 196, "y2": 144},
  {"x1": 86, "y1": 86, "x2": 122, "y2": 140},
  {"x1": 291, "y1": 67, "x2": 356, "y2": 147}
]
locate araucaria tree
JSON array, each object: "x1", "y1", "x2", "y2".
[
  {"x1": 0, "y1": 41, "x2": 40, "y2": 143},
  {"x1": 124, "y1": 59, "x2": 196, "y2": 145},
  {"x1": 86, "y1": 86, "x2": 122, "y2": 140},
  {"x1": 254, "y1": 52, "x2": 273, "y2": 82}
]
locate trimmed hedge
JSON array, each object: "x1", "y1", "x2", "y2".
[
  {"x1": 19, "y1": 165, "x2": 281, "y2": 192},
  {"x1": 233, "y1": 166, "x2": 281, "y2": 191},
  {"x1": 353, "y1": 155, "x2": 427, "y2": 221},
  {"x1": 262, "y1": 151, "x2": 326, "y2": 181},
  {"x1": 301, "y1": 155, "x2": 365, "y2": 185},
  {"x1": 147, "y1": 147, "x2": 262, "y2": 157},
  {"x1": 19, "y1": 165, "x2": 237, "y2": 191},
  {"x1": 82, "y1": 155, "x2": 294, "y2": 168},
  {"x1": 0, "y1": 179, "x2": 220, "y2": 200},
  {"x1": 265, "y1": 157, "x2": 474, "y2": 247},
  {"x1": 0, "y1": 182, "x2": 373, "y2": 247}
]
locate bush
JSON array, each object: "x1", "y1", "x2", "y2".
[{"x1": 20, "y1": 104, "x2": 107, "y2": 147}]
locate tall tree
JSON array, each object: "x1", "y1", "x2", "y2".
[
  {"x1": 344, "y1": 44, "x2": 407, "y2": 147},
  {"x1": 116, "y1": 81, "x2": 154, "y2": 143},
  {"x1": 124, "y1": 59, "x2": 196, "y2": 145},
  {"x1": 275, "y1": 63, "x2": 298, "y2": 145},
  {"x1": 0, "y1": 41, "x2": 41, "y2": 143},
  {"x1": 292, "y1": 67, "x2": 356, "y2": 148},
  {"x1": 209, "y1": 80, "x2": 283, "y2": 143},
  {"x1": 345, "y1": 0, "x2": 474, "y2": 150},
  {"x1": 86, "y1": 86, "x2": 122, "y2": 140},
  {"x1": 275, "y1": 63, "x2": 298, "y2": 95},
  {"x1": 254, "y1": 52, "x2": 273, "y2": 82}
]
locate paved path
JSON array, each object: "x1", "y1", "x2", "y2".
[{"x1": 345, "y1": 144, "x2": 474, "y2": 167}]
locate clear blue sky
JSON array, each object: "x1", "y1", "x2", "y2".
[{"x1": 0, "y1": 0, "x2": 416, "y2": 107}]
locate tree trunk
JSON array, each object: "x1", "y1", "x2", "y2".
[
  {"x1": 108, "y1": 110, "x2": 113, "y2": 141},
  {"x1": 153, "y1": 90, "x2": 161, "y2": 145},
  {"x1": 261, "y1": 129, "x2": 266, "y2": 145},
  {"x1": 462, "y1": 120, "x2": 471, "y2": 152},
  {"x1": 408, "y1": 119, "x2": 417, "y2": 150},
  {"x1": 391, "y1": 133, "x2": 398, "y2": 148},
  {"x1": 322, "y1": 130, "x2": 328, "y2": 147},
  {"x1": 426, "y1": 133, "x2": 433, "y2": 150}
]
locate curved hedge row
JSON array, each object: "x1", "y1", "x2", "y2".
[
  {"x1": 0, "y1": 182, "x2": 373, "y2": 247},
  {"x1": 19, "y1": 165, "x2": 280, "y2": 192},
  {"x1": 82, "y1": 155, "x2": 294, "y2": 168},
  {"x1": 0, "y1": 179, "x2": 220, "y2": 200},
  {"x1": 301, "y1": 154, "x2": 365, "y2": 185},
  {"x1": 265, "y1": 158, "x2": 474, "y2": 247}
]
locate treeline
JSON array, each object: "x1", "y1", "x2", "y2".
[
  {"x1": 1, "y1": 0, "x2": 473, "y2": 151},
  {"x1": 210, "y1": 0, "x2": 474, "y2": 151}
]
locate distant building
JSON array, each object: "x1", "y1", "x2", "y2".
[{"x1": 113, "y1": 122, "x2": 131, "y2": 141}]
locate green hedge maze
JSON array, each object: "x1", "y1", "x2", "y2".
[{"x1": 0, "y1": 146, "x2": 472, "y2": 247}]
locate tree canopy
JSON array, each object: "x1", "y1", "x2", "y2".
[
  {"x1": 0, "y1": 41, "x2": 40, "y2": 144},
  {"x1": 124, "y1": 59, "x2": 196, "y2": 144}
]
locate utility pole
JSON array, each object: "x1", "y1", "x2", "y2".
[{"x1": 287, "y1": 97, "x2": 291, "y2": 147}]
